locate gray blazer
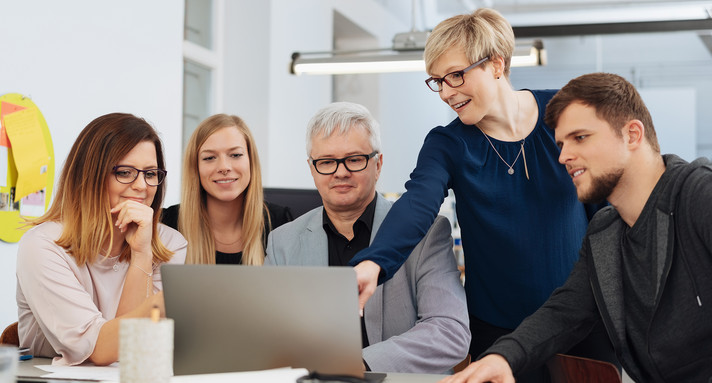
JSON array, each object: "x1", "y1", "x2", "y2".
[{"x1": 265, "y1": 194, "x2": 470, "y2": 373}]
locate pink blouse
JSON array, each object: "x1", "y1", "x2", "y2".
[{"x1": 16, "y1": 221, "x2": 187, "y2": 365}]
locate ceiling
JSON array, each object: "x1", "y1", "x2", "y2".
[
  {"x1": 381, "y1": 0, "x2": 712, "y2": 30},
  {"x1": 432, "y1": 0, "x2": 709, "y2": 15},
  {"x1": 331, "y1": 1, "x2": 712, "y2": 60}
]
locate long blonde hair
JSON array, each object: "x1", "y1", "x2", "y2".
[
  {"x1": 178, "y1": 114, "x2": 268, "y2": 265},
  {"x1": 32, "y1": 113, "x2": 173, "y2": 265}
]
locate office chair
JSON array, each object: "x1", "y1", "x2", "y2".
[
  {"x1": 0, "y1": 321, "x2": 19, "y2": 346},
  {"x1": 546, "y1": 353, "x2": 622, "y2": 383}
]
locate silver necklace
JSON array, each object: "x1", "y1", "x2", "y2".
[
  {"x1": 104, "y1": 243, "x2": 127, "y2": 272},
  {"x1": 481, "y1": 132, "x2": 524, "y2": 175},
  {"x1": 479, "y1": 93, "x2": 530, "y2": 179}
]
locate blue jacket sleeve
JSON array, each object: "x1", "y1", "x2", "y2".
[{"x1": 350, "y1": 127, "x2": 455, "y2": 282}]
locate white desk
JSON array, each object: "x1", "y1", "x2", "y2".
[{"x1": 18, "y1": 357, "x2": 447, "y2": 383}]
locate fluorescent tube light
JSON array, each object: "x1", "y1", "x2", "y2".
[
  {"x1": 291, "y1": 51, "x2": 425, "y2": 75},
  {"x1": 290, "y1": 40, "x2": 545, "y2": 76}
]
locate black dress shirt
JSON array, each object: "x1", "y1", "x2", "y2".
[{"x1": 322, "y1": 194, "x2": 377, "y2": 350}]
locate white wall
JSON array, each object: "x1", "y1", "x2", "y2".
[
  {"x1": 509, "y1": 32, "x2": 711, "y2": 159},
  {"x1": 641, "y1": 88, "x2": 697, "y2": 162},
  {"x1": 0, "y1": 1, "x2": 183, "y2": 328},
  {"x1": 221, "y1": 0, "x2": 454, "y2": 193}
]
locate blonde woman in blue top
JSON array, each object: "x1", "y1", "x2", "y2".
[{"x1": 350, "y1": 8, "x2": 615, "y2": 382}]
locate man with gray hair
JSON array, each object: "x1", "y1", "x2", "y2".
[{"x1": 266, "y1": 101, "x2": 470, "y2": 373}]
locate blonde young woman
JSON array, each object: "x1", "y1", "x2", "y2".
[
  {"x1": 162, "y1": 114, "x2": 292, "y2": 265},
  {"x1": 16, "y1": 113, "x2": 187, "y2": 365}
]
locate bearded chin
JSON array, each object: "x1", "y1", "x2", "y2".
[{"x1": 579, "y1": 168, "x2": 624, "y2": 204}]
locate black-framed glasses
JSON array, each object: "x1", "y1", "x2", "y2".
[
  {"x1": 311, "y1": 151, "x2": 379, "y2": 175},
  {"x1": 425, "y1": 56, "x2": 489, "y2": 92},
  {"x1": 112, "y1": 165, "x2": 166, "y2": 186}
]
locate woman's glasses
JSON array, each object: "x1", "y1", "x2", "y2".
[
  {"x1": 425, "y1": 56, "x2": 489, "y2": 92},
  {"x1": 112, "y1": 165, "x2": 167, "y2": 186}
]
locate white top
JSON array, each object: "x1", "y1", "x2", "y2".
[{"x1": 16, "y1": 221, "x2": 187, "y2": 365}]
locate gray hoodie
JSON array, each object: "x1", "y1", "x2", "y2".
[{"x1": 485, "y1": 154, "x2": 712, "y2": 382}]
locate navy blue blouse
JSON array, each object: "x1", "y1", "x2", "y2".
[{"x1": 351, "y1": 89, "x2": 600, "y2": 329}]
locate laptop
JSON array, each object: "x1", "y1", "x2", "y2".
[{"x1": 162, "y1": 264, "x2": 385, "y2": 381}]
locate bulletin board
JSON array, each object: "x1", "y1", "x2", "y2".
[{"x1": 0, "y1": 93, "x2": 54, "y2": 243}]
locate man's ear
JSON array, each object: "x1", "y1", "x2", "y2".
[
  {"x1": 624, "y1": 119, "x2": 645, "y2": 149},
  {"x1": 374, "y1": 153, "x2": 383, "y2": 179}
]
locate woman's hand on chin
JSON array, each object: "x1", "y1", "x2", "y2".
[{"x1": 111, "y1": 200, "x2": 154, "y2": 257}]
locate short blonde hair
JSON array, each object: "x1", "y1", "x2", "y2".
[{"x1": 424, "y1": 8, "x2": 515, "y2": 77}]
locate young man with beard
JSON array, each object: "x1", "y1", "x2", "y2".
[{"x1": 441, "y1": 73, "x2": 712, "y2": 383}]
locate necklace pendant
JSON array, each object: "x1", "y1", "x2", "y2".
[
  {"x1": 113, "y1": 263, "x2": 119, "y2": 272},
  {"x1": 507, "y1": 168, "x2": 515, "y2": 175}
]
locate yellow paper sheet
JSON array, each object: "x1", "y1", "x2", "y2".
[
  {"x1": 3, "y1": 108, "x2": 50, "y2": 201},
  {"x1": 1, "y1": 100, "x2": 26, "y2": 188}
]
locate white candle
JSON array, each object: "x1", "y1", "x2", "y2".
[
  {"x1": 119, "y1": 318, "x2": 174, "y2": 383},
  {"x1": 0, "y1": 345, "x2": 18, "y2": 383}
]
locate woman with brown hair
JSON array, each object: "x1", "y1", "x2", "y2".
[
  {"x1": 16, "y1": 113, "x2": 187, "y2": 365},
  {"x1": 162, "y1": 114, "x2": 291, "y2": 265}
]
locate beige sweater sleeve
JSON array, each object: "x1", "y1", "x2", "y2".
[{"x1": 16, "y1": 222, "x2": 187, "y2": 365}]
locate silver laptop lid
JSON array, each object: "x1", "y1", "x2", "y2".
[{"x1": 161, "y1": 264, "x2": 364, "y2": 377}]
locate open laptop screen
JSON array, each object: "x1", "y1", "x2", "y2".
[{"x1": 162, "y1": 265, "x2": 365, "y2": 377}]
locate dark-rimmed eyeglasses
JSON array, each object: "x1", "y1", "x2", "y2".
[
  {"x1": 112, "y1": 165, "x2": 166, "y2": 186},
  {"x1": 425, "y1": 56, "x2": 489, "y2": 92},
  {"x1": 311, "y1": 151, "x2": 379, "y2": 175}
]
